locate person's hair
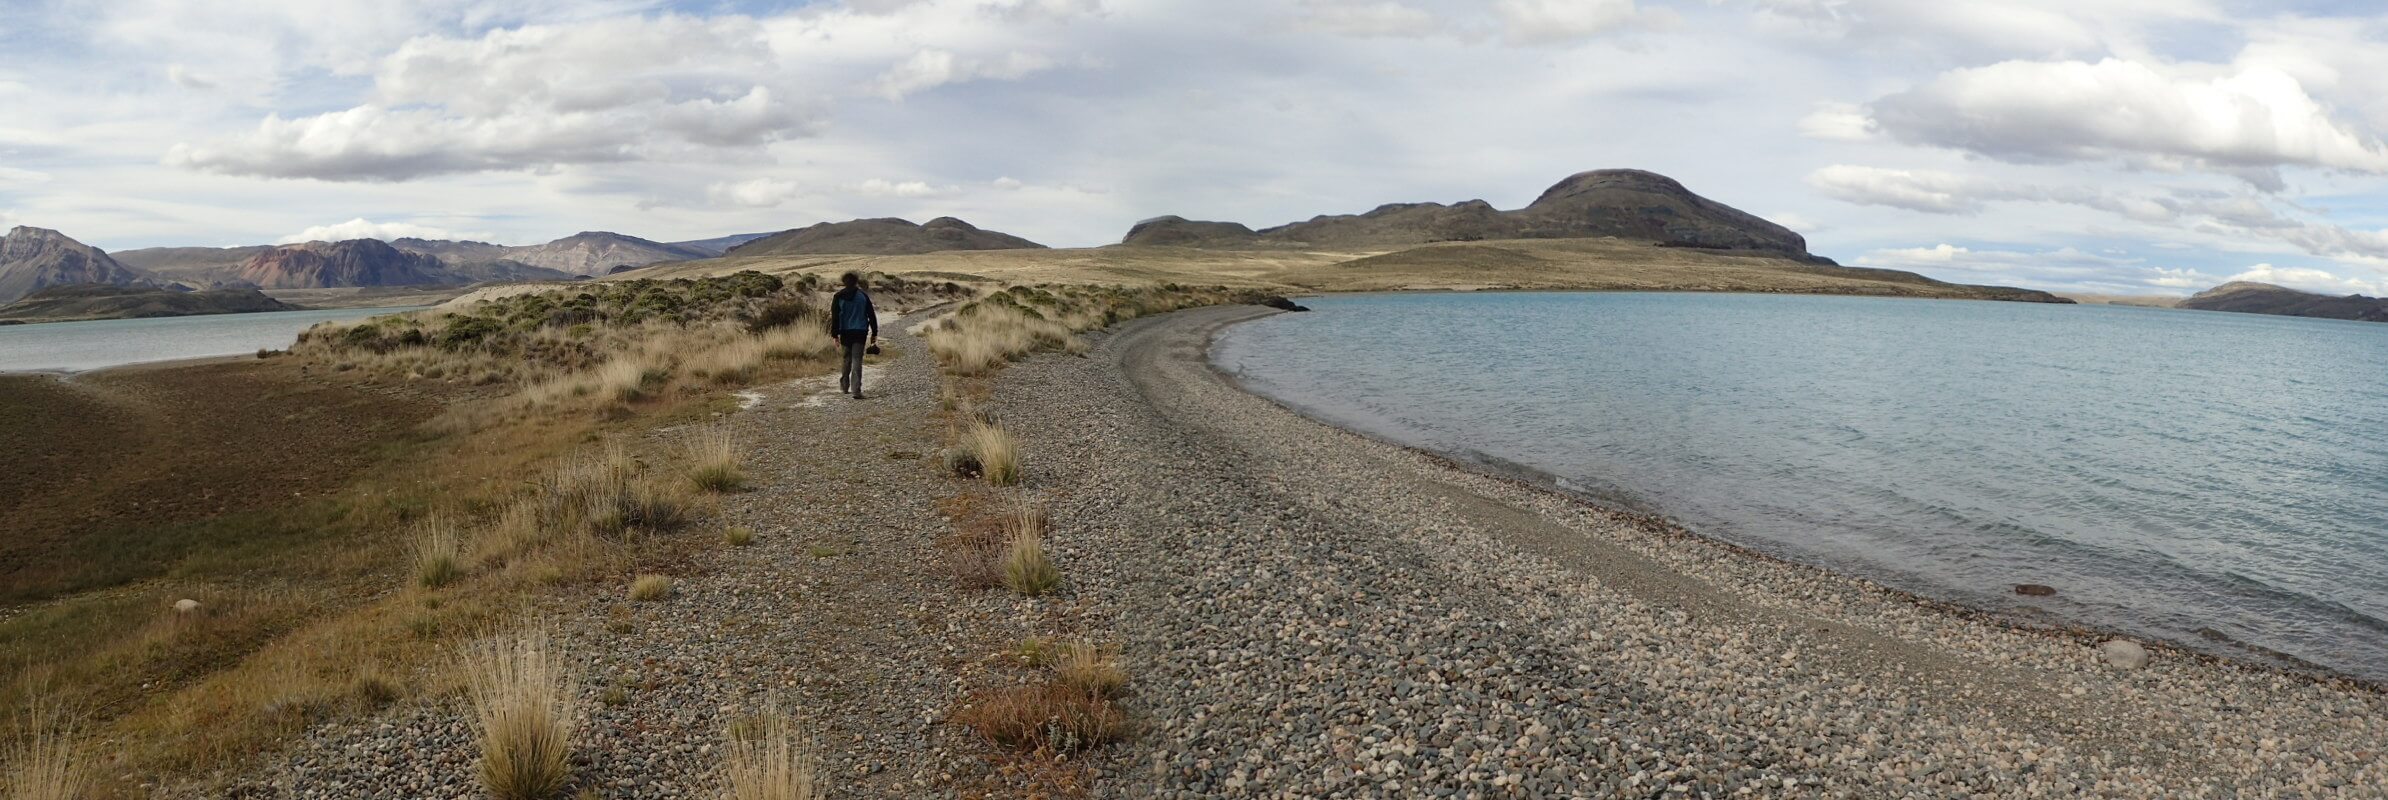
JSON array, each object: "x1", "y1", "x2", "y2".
[{"x1": 840, "y1": 271, "x2": 861, "y2": 288}]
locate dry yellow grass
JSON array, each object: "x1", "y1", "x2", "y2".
[
  {"x1": 410, "y1": 513, "x2": 464, "y2": 589},
  {"x1": 759, "y1": 326, "x2": 835, "y2": 360},
  {"x1": 690, "y1": 338, "x2": 768, "y2": 384},
  {"x1": 999, "y1": 507, "x2": 1059, "y2": 597},
  {"x1": 629, "y1": 575, "x2": 675, "y2": 602},
  {"x1": 723, "y1": 526, "x2": 756, "y2": 547},
  {"x1": 682, "y1": 425, "x2": 746, "y2": 493},
  {"x1": 475, "y1": 499, "x2": 548, "y2": 566},
  {"x1": 1052, "y1": 642, "x2": 1127, "y2": 699},
  {"x1": 964, "y1": 422, "x2": 1019, "y2": 486},
  {"x1": 5, "y1": 697, "x2": 89, "y2": 800},
  {"x1": 464, "y1": 629, "x2": 577, "y2": 800},
  {"x1": 721, "y1": 704, "x2": 824, "y2": 800}
]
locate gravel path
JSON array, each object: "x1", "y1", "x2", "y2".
[
  {"x1": 197, "y1": 312, "x2": 1034, "y2": 798},
  {"x1": 985, "y1": 304, "x2": 2388, "y2": 799}
]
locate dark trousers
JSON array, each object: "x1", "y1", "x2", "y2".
[{"x1": 839, "y1": 332, "x2": 868, "y2": 394}]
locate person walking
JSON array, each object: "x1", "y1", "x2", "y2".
[{"x1": 830, "y1": 271, "x2": 879, "y2": 399}]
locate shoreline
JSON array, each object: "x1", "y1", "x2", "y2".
[
  {"x1": 988, "y1": 304, "x2": 2388, "y2": 796},
  {"x1": 1206, "y1": 302, "x2": 2385, "y2": 691}
]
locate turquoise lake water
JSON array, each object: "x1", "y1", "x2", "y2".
[
  {"x1": 0, "y1": 307, "x2": 429, "y2": 372},
  {"x1": 1214, "y1": 292, "x2": 2388, "y2": 681}
]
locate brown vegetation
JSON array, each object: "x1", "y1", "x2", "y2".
[
  {"x1": 721, "y1": 703, "x2": 824, "y2": 800},
  {"x1": 0, "y1": 270, "x2": 864, "y2": 794},
  {"x1": 464, "y1": 629, "x2": 578, "y2": 800}
]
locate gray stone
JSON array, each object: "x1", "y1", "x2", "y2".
[{"x1": 2100, "y1": 639, "x2": 2150, "y2": 669}]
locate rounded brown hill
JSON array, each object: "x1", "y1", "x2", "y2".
[
  {"x1": 726, "y1": 217, "x2": 1046, "y2": 257},
  {"x1": 1121, "y1": 169, "x2": 1815, "y2": 260},
  {"x1": 236, "y1": 239, "x2": 450, "y2": 289}
]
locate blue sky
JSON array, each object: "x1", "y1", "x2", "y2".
[{"x1": 2, "y1": 0, "x2": 2387, "y2": 297}]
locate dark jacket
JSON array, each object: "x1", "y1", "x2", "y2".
[{"x1": 831, "y1": 287, "x2": 878, "y2": 336}]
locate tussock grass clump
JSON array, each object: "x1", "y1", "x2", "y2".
[
  {"x1": 724, "y1": 526, "x2": 755, "y2": 547},
  {"x1": 476, "y1": 499, "x2": 548, "y2": 566},
  {"x1": 759, "y1": 326, "x2": 835, "y2": 361},
  {"x1": 5, "y1": 698, "x2": 90, "y2": 800},
  {"x1": 683, "y1": 426, "x2": 746, "y2": 493},
  {"x1": 352, "y1": 664, "x2": 404, "y2": 708},
  {"x1": 999, "y1": 507, "x2": 1059, "y2": 597},
  {"x1": 410, "y1": 513, "x2": 464, "y2": 589},
  {"x1": 465, "y1": 629, "x2": 577, "y2": 800},
  {"x1": 721, "y1": 704, "x2": 825, "y2": 800},
  {"x1": 629, "y1": 574, "x2": 675, "y2": 602},
  {"x1": 952, "y1": 682, "x2": 1127, "y2": 753},
  {"x1": 964, "y1": 423, "x2": 1019, "y2": 486},
  {"x1": 690, "y1": 338, "x2": 767, "y2": 384},
  {"x1": 1052, "y1": 642, "x2": 1127, "y2": 699},
  {"x1": 597, "y1": 357, "x2": 670, "y2": 402}
]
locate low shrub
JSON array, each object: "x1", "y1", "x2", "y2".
[
  {"x1": 724, "y1": 526, "x2": 755, "y2": 547},
  {"x1": 952, "y1": 682, "x2": 1127, "y2": 753}
]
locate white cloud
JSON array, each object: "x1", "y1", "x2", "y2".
[
  {"x1": 1750, "y1": 0, "x2": 2223, "y2": 59},
  {"x1": 0, "y1": 167, "x2": 50, "y2": 186},
  {"x1": 2228, "y1": 263, "x2": 2385, "y2": 295},
  {"x1": 708, "y1": 177, "x2": 804, "y2": 207},
  {"x1": 1807, "y1": 165, "x2": 1989, "y2": 214},
  {"x1": 2144, "y1": 266, "x2": 2214, "y2": 288},
  {"x1": 1293, "y1": 1, "x2": 1444, "y2": 38},
  {"x1": 992, "y1": 176, "x2": 1025, "y2": 190},
  {"x1": 873, "y1": 49, "x2": 1058, "y2": 100},
  {"x1": 276, "y1": 217, "x2": 485, "y2": 243},
  {"x1": 1865, "y1": 58, "x2": 2388, "y2": 181},
  {"x1": 165, "y1": 65, "x2": 216, "y2": 90},
  {"x1": 168, "y1": 15, "x2": 828, "y2": 180},
  {"x1": 850, "y1": 178, "x2": 958, "y2": 198},
  {"x1": 1797, "y1": 101, "x2": 1874, "y2": 141},
  {"x1": 1496, "y1": 0, "x2": 1639, "y2": 44}
]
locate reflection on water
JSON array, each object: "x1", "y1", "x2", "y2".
[{"x1": 0, "y1": 307, "x2": 428, "y2": 372}]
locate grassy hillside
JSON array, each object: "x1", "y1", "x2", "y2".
[{"x1": 594, "y1": 238, "x2": 2068, "y2": 302}]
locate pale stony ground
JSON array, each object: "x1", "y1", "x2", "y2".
[
  {"x1": 185, "y1": 302, "x2": 2387, "y2": 798},
  {"x1": 990, "y1": 305, "x2": 2388, "y2": 798}
]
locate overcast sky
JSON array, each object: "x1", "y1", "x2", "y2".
[{"x1": 3, "y1": 0, "x2": 2387, "y2": 296}]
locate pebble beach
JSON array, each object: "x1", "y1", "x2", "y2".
[{"x1": 184, "y1": 303, "x2": 2388, "y2": 798}]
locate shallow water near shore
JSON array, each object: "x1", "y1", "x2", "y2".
[
  {"x1": 0, "y1": 306, "x2": 429, "y2": 372},
  {"x1": 1215, "y1": 292, "x2": 2388, "y2": 681}
]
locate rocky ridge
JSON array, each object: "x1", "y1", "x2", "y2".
[
  {"x1": 234, "y1": 239, "x2": 452, "y2": 289},
  {"x1": 1122, "y1": 169, "x2": 1820, "y2": 261},
  {"x1": 0, "y1": 226, "x2": 153, "y2": 303}
]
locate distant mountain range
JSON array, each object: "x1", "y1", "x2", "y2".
[
  {"x1": 2178, "y1": 281, "x2": 2388, "y2": 323},
  {"x1": 1122, "y1": 169, "x2": 1823, "y2": 262},
  {"x1": 112, "y1": 230, "x2": 756, "y2": 287}
]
